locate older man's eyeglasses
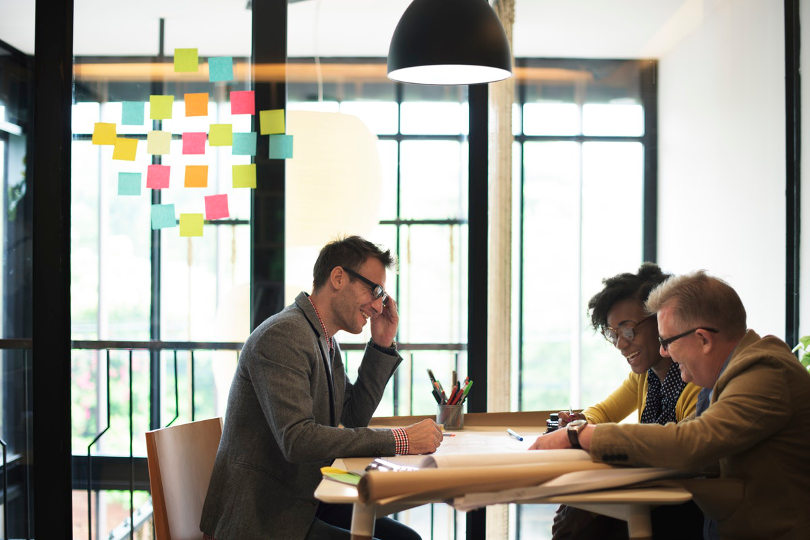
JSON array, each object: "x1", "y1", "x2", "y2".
[
  {"x1": 658, "y1": 327, "x2": 718, "y2": 352},
  {"x1": 602, "y1": 314, "x2": 656, "y2": 347},
  {"x1": 341, "y1": 266, "x2": 388, "y2": 305}
]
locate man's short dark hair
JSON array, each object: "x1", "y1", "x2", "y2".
[
  {"x1": 587, "y1": 262, "x2": 671, "y2": 332},
  {"x1": 312, "y1": 236, "x2": 395, "y2": 290}
]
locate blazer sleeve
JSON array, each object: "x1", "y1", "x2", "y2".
[
  {"x1": 676, "y1": 382, "x2": 701, "y2": 421},
  {"x1": 582, "y1": 372, "x2": 644, "y2": 424}
]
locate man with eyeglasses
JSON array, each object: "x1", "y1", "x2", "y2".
[
  {"x1": 201, "y1": 236, "x2": 441, "y2": 540},
  {"x1": 531, "y1": 271, "x2": 810, "y2": 539}
]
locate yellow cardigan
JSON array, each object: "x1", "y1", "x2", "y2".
[{"x1": 582, "y1": 371, "x2": 700, "y2": 424}]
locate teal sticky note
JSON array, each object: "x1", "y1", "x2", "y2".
[
  {"x1": 118, "y1": 172, "x2": 141, "y2": 196},
  {"x1": 151, "y1": 204, "x2": 177, "y2": 229},
  {"x1": 268, "y1": 134, "x2": 293, "y2": 159},
  {"x1": 232, "y1": 132, "x2": 257, "y2": 156},
  {"x1": 209, "y1": 56, "x2": 234, "y2": 82},
  {"x1": 122, "y1": 101, "x2": 144, "y2": 126}
]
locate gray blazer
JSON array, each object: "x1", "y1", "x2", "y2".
[{"x1": 200, "y1": 292, "x2": 402, "y2": 539}]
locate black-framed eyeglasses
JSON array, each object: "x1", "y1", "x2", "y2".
[
  {"x1": 658, "y1": 327, "x2": 718, "y2": 351},
  {"x1": 341, "y1": 266, "x2": 388, "y2": 305},
  {"x1": 602, "y1": 314, "x2": 656, "y2": 347}
]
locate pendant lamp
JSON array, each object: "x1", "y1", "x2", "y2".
[{"x1": 387, "y1": 0, "x2": 512, "y2": 85}]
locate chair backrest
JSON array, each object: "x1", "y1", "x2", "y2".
[{"x1": 145, "y1": 417, "x2": 223, "y2": 540}]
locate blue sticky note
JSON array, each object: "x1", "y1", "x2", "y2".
[
  {"x1": 121, "y1": 101, "x2": 145, "y2": 125},
  {"x1": 209, "y1": 56, "x2": 234, "y2": 82},
  {"x1": 151, "y1": 204, "x2": 177, "y2": 229},
  {"x1": 118, "y1": 172, "x2": 141, "y2": 196},
  {"x1": 232, "y1": 132, "x2": 257, "y2": 156},
  {"x1": 268, "y1": 134, "x2": 293, "y2": 159}
]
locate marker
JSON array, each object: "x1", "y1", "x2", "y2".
[
  {"x1": 506, "y1": 428, "x2": 524, "y2": 441},
  {"x1": 443, "y1": 433, "x2": 456, "y2": 437}
]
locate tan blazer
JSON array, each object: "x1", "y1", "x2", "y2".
[{"x1": 590, "y1": 330, "x2": 810, "y2": 539}]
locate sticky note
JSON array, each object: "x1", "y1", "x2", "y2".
[
  {"x1": 232, "y1": 132, "x2": 257, "y2": 156},
  {"x1": 146, "y1": 164, "x2": 171, "y2": 189},
  {"x1": 209, "y1": 124, "x2": 233, "y2": 146},
  {"x1": 179, "y1": 213, "x2": 204, "y2": 237},
  {"x1": 185, "y1": 92, "x2": 209, "y2": 117},
  {"x1": 150, "y1": 95, "x2": 174, "y2": 120},
  {"x1": 204, "y1": 194, "x2": 229, "y2": 220},
  {"x1": 174, "y1": 48, "x2": 199, "y2": 72},
  {"x1": 268, "y1": 134, "x2": 293, "y2": 159},
  {"x1": 182, "y1": 132, "x2": 206, "y2": 154},
  {"x1": 208, "y1": 56, "x2": 234, "y2": 82},
  {"x1": 232, "y1": 164, "x2": 257, "y2": 188},
  {"x1": 185, "y1": 165, "x2": 209, "y2": 188},
  {"x1": 92, "y1": 122, "x2": 117, "y2": 145},
  {"x1": 259, "y1": 109, "x2": 285, "y2": 135},
  {"x1": 147, "y1": 130, "x2": 171, "y2": 155},
  {"x1": 118, "y1": 172, "x2": 141, "y2": 196},
  {"x1": 151, "y1": 204, "x2": 176, "y2": 229},
  {"x1": 112, "y1": 138, "x2": 138, "y2": 161},
  {"x1": 230, "y1": 91, "x2": 255, "y2": 115},
  {"x1": 121, "y1": 102, "x2": 145, "y2": 126}
]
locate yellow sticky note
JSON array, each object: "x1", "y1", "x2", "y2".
[
  {"x1": 92, "y1": 122, "x2": 117, "y2": 145},
  {"x1": 150, "y1": 95, "x2": 174, "y2": 120},
  {"x1": 184, "y1": 165, "x2": 209, "y2": 188},
  {"x1": 112, "y1": 137, "x2": 138, "y2": 161},
  {"x1": 185, "y1": 92, "x2": 209, "y2": 117},
  {"x1": 147, "y1": 130, "x2": 172, "y2": 155},
  {"x1": 174, "y1": 48, "x2": 199, "y2": 73},
  {"x1": 259, "y1": 109, "x2": 285, "y2": 135},
  {"x1": 209, "y1": 124, "x2": 233, "y2": 146},
  {"x1": 179, "y1": 213, "x2": 204, "y2": 237},
  {"x1": 232, "y1": 164, "x2": 256, "y2": 188}
]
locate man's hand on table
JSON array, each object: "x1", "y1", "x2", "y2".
[
  {"x1": 403, "y1": 419, "x2": 443, "y2": 454},
  {"x1": 528, "y1": 423, "x2": 595, "y2": 451}
]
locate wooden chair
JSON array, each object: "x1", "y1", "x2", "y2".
[{"x1": 145, "y1": 417, "x2": 223, "y2": 540}]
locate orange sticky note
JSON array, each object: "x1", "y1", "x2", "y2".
[
  {"x1": 259, "y1": 109, "x2": 285, "y2": 134},
  {"x1": 174, "y1": 48, "x2": 199, "y2": 73},
  {"x1": 179, "y1": 213, "x2": 204, "y2": 237},
  {"x1": 185, "y1": 92, "x2": 209, "y2": 117},
  {"x1": 209, "y1": 124, "x2": 233, "y2": 146},
  {"x1": 232, "y1": 164, "x2": 256, "y2": 188},
  {"x1": 205, "y1": 194, "x2": 229, "y2": 220},
  {"x1": 147, "y1": 130, "x2": 171, "y2": 155},
  {"x1": 92, "y1": 122, "x2": 117, "y2": 145},
  {"x1": 184, "y1": 165, "x2": 209, "y2": 188},
  {"x1": 112, "y1": 137, "x2": 138, "y2": 161},
  {"x1": 150, "y1": 95, "x2": 174, "y2": 120}
]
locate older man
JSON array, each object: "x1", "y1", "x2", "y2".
[{"x1": 530, "y1": 271, "x2": 810, "y2": 539}]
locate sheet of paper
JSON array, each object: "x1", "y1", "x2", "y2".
[
  {"x1": 204, "y1": 194, "x2": 229, "y2": 220},
  {"x1": 232, "y1": 164, "x2": 256, "y2": 188},
  {"x1": 174, "y1": 48, "x2": 199, "y2": 72},
  {"x1": 259, "y1": 109, "x2": 285, "y2": 134},
  {"x1": 179, "y1": 213, "x2": 204, "y2": 236},
  {"x1": 209, "y1": 124, "x2": 233, "y2": 146},
  {"x1": 151, "y1": 204, "x2": 176, "y2": 229},
  {"x1": 147, "y1": 165, "x2": 171, "y2": 189},
  {"x1": 268, "y1": 134, "x2": 293, "y2": 159},
  {"x1": 185, "y1": 92, "x2": 209, "y2": 117},
  {"x1": 92, "y1": 122, "x2": 117, "y2": 145},
  {"x1": 232, "y1": 132, "x2": 257, "y2": 156},
  {"x1": 230, "y1": 90, "x2": 255, "y2": 115},
  {"x1": 185, "y1": 165, "x2": 209, "y2": 188},
  {"x1": 112, "y1": 138, "x2": 138, "y2": 161},
  {"x1": 182, "y1": 132, "x2": 207, "y2": 154},
  {"x1": 208, "y1": 56, "x2": 234, "y2": 82},
  {"x1": 147, "y1": 130, "x2": 171, "y2": 155},
  {"x1": 150, "y1": 95, "x2": 174, "y2": 120},
  {"x1": 117, "y1": 172, "x2": 141, "y2": 196},
  {"x1": 121, "y1": 101, "x2": 144, "y2": 126}
]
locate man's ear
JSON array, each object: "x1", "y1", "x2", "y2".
[
  {"x1": 329, "y1": 266, "x2": 347, "y2": 291},
  {"x1": 697, "y1": 328, "x2": 714, "y2": 352}
]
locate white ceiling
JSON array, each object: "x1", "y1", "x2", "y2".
[{"x1": 1, "y1": 0, "x2": 697, "y2": 59}]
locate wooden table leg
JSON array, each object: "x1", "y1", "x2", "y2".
[
  {"x1": 625, "y1": 504, "x2": 652, "y2": 540},
  {"x1": 350, "y1": 501, "x2": 376, "y2": 540}
]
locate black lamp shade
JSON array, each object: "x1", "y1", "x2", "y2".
[{"x1": 387, "y1": 0, "x2": 513, "y2": 85}]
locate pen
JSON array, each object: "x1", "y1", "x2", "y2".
[
  {"x1": 506, "y1": 428, "x2": 524, "y2": 441},
  {"x1": 442, "y1": 433, "x2": 456, "y2": 437}
]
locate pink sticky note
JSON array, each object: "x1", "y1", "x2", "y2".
[
  {"x1": 230, "y1": 91, "x2": 255, "y2": 115},
  {"x1": 146, "y1": 164, "x2": 171, "y2": 189},
  {"x1": 205, "y1": 194, "x2": 230, "y2": 220},
  {"x1": 183, "y1": 132, "x2": 207, "y2": 154}
]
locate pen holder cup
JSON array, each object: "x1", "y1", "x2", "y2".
[{"x1": 437, "y1": 404, "x2": 464, "y2": 430}]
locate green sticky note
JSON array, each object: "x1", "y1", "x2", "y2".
[
  {"x1": 208, "y1": 56, "x2": 234, "y2": 82},
  {"x1": 209, "y1": 124, "x2": 233, "y2": 146},
  {"x1": 150, "y1": 95, "x2": 174, "y2": 120},
  {"x1": 323, "y1": 471, "x2": 362, "y2": 486},
  {"x1": 117, "y1": 172, "x2": 141, "y2": 196},
  {"x1": 268, "y1": 134, "x2": 293, "y2": 159},
  {"x1": 147, "y1": 130, "x2": 172, "y2": 155},
  {"x1": 232, "y1": 164, "x2": 256, "y2": 188},
  {"x1": 92, "y1": 122, "x2": 117, "y2": 145},
  {"x1": 259, "y1": 109, "x2": 285, "y2": 135},
  {"x1": 121, "y1": 101, "x2": 144, "y2": 125},
  {"x1": 232, "y1": 132, "x2": 256, "y2": 156},
  {"x1": 112, "y1": 137, "x2": 138, "y2": 161},
  {"x1": 179, "y1": 213, "x2": 204, "y2": 237},
  {"x1": 174, "y1": 48, "x2": 199, "y2": 72},
  {"x1": 151, "y1": 204, "x2": 176, "y2": 229}
]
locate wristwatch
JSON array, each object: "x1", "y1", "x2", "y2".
[{"x1": 566, "y1": 419, "x2": 588, "y2": 449}]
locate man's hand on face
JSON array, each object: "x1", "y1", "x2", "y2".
[
  {"x1": 403, "y1": 418, "x2": 443, "y2": 455},
  {"x1": 371, "y1": 297, "x2": 399, "y2": 348}
]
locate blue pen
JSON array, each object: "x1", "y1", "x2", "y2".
[{"x1": 506, "y1": 428, "x2": 524, "y2": 441}]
